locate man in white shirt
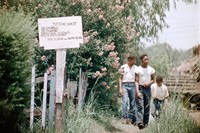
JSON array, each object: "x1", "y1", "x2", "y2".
[
  {"x1": 119, "y1": 55, "x2": 137, "y2": 125},
  {"x1": 151, "y1": 75, "x2": 169, "y2": 117},
  {"x1": 135, "y1": 54, "x2": 155, "y2": 129}
]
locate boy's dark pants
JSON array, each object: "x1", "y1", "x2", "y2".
[{"x1": 136, "y1": 86, "x2": 151, "y2": 126}]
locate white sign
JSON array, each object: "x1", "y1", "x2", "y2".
[{"x1": 38, "y1": 16, "x2": 83, "y2": 50}]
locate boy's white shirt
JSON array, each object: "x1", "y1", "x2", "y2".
[
  {"x1": 151, "y1": 83, "x2": 169, "y2": 100},
  {"x1": 135, "y1": 65, "x2": 155, "y2": 85},
  {"x1": 119, "y1": 64, "x2": 137, "y2": 82}
]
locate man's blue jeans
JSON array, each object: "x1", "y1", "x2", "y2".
[
  {"x1": 122, "y1": 82, "x2": 136, "y2": 124},
  {"x1": 136, "y1": 86, "x2": 151, "y2": 126}
]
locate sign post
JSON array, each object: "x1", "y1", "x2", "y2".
[{"x1": 38, "y1": 16, "x2": 83, "y2": 132}]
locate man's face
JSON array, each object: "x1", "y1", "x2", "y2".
[{"x1": 142, "y1": 56, "x2": 149, "y2": 65}]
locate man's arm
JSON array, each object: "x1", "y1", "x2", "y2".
[{"x1": 135, "y1": 73, "x2": 142, "y2": 99}]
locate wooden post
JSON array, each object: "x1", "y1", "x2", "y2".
[
  {"x1": 30, "y1": 65, "x2": 35, "y2": 132},
  {"x1": 42, "y1": 73, "x2": 48, "y2": 129},
  {"x1": 48, "y1": 71, "x2": 56, "y2": 132},
  {"x1": 78, "y1": 69, "x2": 88, "y2": 110},
  {"x1": 55, "y1": 49, "x2": 66, "y2": 133}
]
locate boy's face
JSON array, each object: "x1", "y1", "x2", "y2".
[
  {"x1": 156, "y1": 81, "x2": 162, "y2": 87},
  {"x1": 128, "y1": 59, "x2": 135, "y2": 65},
  {"x1": 142, "y1": 56, "x2": 149, "y2": 65}
]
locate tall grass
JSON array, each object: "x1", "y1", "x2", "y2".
[
  {"x1": 141, "y1": 96, "x2": 200, "y2": 133},
  {"x1": 64, "y1": 93, "x2": 118, "y2": 133}
]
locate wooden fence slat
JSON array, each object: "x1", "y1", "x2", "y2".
[
  {"x1": 78, "y1": 68, "x2": 88, "y2": 110},
  {"x1": 67, "y1": 80, "x2": 77, "y2": 99},
  {"x1": 48, "y1": 71, "x2": 56, "y2": 132},
  {"x1": 42, "y1": 73, "x2": 48, "y2": 129},
  {"x1": 30, "y1": 65, "x2": 35, "y2": 132}
]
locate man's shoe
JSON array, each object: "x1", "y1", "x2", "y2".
[{"x1": 138, "y1": 123, "x2": 144, "y2": 129}]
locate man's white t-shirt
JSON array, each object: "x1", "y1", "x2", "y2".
[
  {"x1": 151, "y1": 83, "x2": 169, "y2": 100},
  {"x1": 135, "y1": 65, "x2": 155, "y2": 85},
  {"x1": 119, "y1": 64, "x2": 137, "y2": 82}
]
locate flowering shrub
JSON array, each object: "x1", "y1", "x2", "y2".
[
  {"x1": 31, "y1": 0, "x2": 176, "y2": 110},
  {"x1": 2, "y1": 0, "x2": 177, "y2": 110}
]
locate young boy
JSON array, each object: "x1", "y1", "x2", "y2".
[
  {"x1": 151, "y1": 75, "x2": 169, "y2": 117},
  {"x1": 119, "y1": 54, "x2": 137, "y2": 125}
]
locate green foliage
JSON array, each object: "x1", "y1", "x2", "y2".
[
  {"x1": 0, "y1": 10, "x2": 36, "y2": 132},
  {"x1": 142, "y1": 97, "x2": 200, "y2": 133},
  {"x1": 143, "y1": 43, "x2": 192, "y2": 78},
  {"x1": 64, "y1": 96, "x2": 118, "y2": 133}
]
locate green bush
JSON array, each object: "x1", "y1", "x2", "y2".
[
  {"x1": 141, "y1": 97, "x2": 200, "y2": 133},
  {"x1": 0, "y1": 10, "x2": 36, "y2": 132}
]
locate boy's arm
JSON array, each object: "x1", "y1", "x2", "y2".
[
  {"x1": 119, "y1": 75, "x2": 123, "y2": 96},
  {"x1": 144, "y1": 73, "x2": 155, "y2": 87},
  {"x1": 135, "y1": 73, "x2": 142, "y2": 99}
]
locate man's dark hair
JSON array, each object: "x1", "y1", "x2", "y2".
[
  {"x1": 140, "y1": 54, "x2": 148, "y2": 60},
  {"x1": 156, "y1": 75, "x2": 163, "y2": 82},
  {"x1": 127, "y1": 55, "x2": 135, "y2": 60}
]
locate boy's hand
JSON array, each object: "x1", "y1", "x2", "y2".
[
  {"x1": 119, "y1": 89, "x2": 123, "y2": 96},
  {"x1": 137, "y1": 92, "x2": 142, "y2": 99}
]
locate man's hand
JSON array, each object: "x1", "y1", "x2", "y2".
[{"x1": 119, "y1": 89, "x2": 123, "y2": 96}]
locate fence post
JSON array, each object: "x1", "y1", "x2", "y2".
[
  {"x1": 48, "y1": 71, "x2": 56, "y2": 132},
  {"x1": 30, "y1": 65, "x2": 35, "y2": 132},
  {"x1": 42, "y1": 73, "x2": 48, "y2": 129},
  {"x1": 78, "y1": 68, "x2": 88, "y2": 110}
]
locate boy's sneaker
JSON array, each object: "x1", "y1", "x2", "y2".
[{"x1": 138, "y1": 123, "x2": 144, "y2": 129}]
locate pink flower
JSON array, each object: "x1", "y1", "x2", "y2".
[
  {"x1": 106, "y1": 23, "x2": 110, "y2": 27},
  {"x1": 102, "y1": 81, "x2": 107, "y2": 86},
  {"x1": 124, "y1": 0, "x2": 128, "y2": 3},
  {"x1": 93, "y1": 71, "x2": 102, "y2": 78},
  {"x1": 127, "y1": 16, "x2": 132, "y2": 22},
  {"x1": 98, "y1": 15, "x2": 104, "y2": 20},
  {"x1": 80, "y1": 0, "x2": 84, "y2": 3},
  {"x1": 108, "y1": 51, "x2": 118, "y2": 58},
  {"x1": 116, "y1": 0, "x2": 121, "y2": 4},
  {"x1": 98, "y1": 51, "x2": 104, "y2": 56},
  {"x1": 106, "y1": 85, "x2": 110, "y2": 89},
  {"x1": 83, "y1": 36, "x2": 90, "y2": 44},
  {"x1": 38, "y1": 4, "x2": 42, "y2": 8},
  {"x1": 118, "y1": 6, "x2": 124, "y2": 10},
  {"x1": 40, "y1": 55, "x2": 46, "y2": 61},
  {"x1": 112, "y1": 61, "x2": 120, "y2": 69},
  {"x1": 105, "y1": 42, "x2": 115, "y2": 51},
  {"x1": 87, "y1": 9, "x2": 92, "y2": 14},
  {"x1": 115, "y1": 57, "x2": 120, "y2": 61},
  {"x1": 101, "y1": 67, "x2": 107, "y2": 72}
]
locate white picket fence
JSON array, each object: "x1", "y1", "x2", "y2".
[{"x1": 30, "y1": 66, "x2": 87, "y2": 132}]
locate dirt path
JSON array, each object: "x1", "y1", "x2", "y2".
[
  {"x1": 109, "y1": 119, "x2": 139, "y2": 133},
  {"x1": 90, "y1": 119, "x2": 140, "y2": 133}
]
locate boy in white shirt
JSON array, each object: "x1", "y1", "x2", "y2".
[
  {"x1": 151, "y1": 75, "x2": 169, "y2": 117},
  {"x1": 119, "y1": 55, "x2": 137, "y2": 125},
  {"x1": 135, "y1": 54, "x2": 155, "y2": 129}
]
